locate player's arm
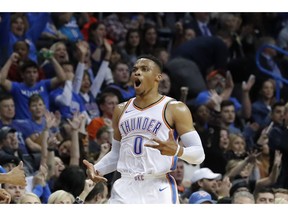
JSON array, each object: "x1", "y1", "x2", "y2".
[
  {"x1": 145, "y1": 101, "x2": 205, "y2": 164},
  {"x1": 111, "y1": 102, "x2": 124, "y2": 142},
  {"x1": 169, "y1": 101, "x2": 205, "y2": 164},
  {"x1": 83, "y1": 102, "x2": 125, "y2": 180}
]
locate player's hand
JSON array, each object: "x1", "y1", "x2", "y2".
[
  {"x1": 83, "y1": 159, "x2": 107, "y2": 183},
  {"x1": 144, "y1": 130, "x2": 179, "y2": 156}
]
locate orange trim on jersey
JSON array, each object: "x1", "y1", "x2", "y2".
[
  {"x1": 132, "y1": 95, "x2": 166, "y2": 111},
  {"x1": 117, "y1": 98, "x2": 133, "y2": 129},
  {"x1": 162, "y1": 99, "x2": 175, "y2": 130}
]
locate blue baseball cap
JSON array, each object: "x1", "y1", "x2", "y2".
[
  {"x1": 194, "y1": 91, "x2": 210, "y2": 106},
  {"x1": 189, "y1": 191, "x2": 215, "y2": 204}
]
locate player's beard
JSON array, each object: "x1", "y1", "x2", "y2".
[
  {"x1": 135, "y1": 86, "x2": 146, "y2": 97},
  {"x1": 136, "y1": 90, "x2": 144, "y2": 97}
]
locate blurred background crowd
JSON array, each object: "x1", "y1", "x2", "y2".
[{"x1": 1, "y1": 12, "x2": 288, "y2": 204}]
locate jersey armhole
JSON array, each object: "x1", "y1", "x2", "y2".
[
  {"x1": 117, "y1": 98, "x2": 133, "y2": 125},
  {"x1": 162, "y1": 99, "x2": 176, "y2": 130}
]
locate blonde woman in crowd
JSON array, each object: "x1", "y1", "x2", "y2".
[
  {"x1": 18, "y1": 192, "x2": 41, "y2": 204},
  {"x1": 48, "y1": 190, "x2": 74, "y2": 204},
  {"x1": 225, "y1": 133, "x2": 248, "y2": 161},
  {"x1": 41, "y1": 41, "x2": 69, "y2": 79},
  {"x1": 274, "y1": 188, "x2": 288, "y2": 204}
]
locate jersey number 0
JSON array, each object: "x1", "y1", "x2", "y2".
[{"x1": 134, "y1": 136, "x2": 143, "y2": 155}]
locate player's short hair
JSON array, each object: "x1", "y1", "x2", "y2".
[{"x1": 137, "y1": 54, "x2": 163, "y2": 72}]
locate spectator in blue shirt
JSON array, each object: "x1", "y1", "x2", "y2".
[
  {"x1": 0, "y1": 51, "x2": 66, "y2": 119},
  {"x1": 0, "y1": 13, "x2": 49, "y2": 66},
  {"x1": 55, "y1": 13, "x2": 84, "y2": 43},
  {"x1": 49, "y1": 61, "x2": 85, "y2": 119},
  {"x1": 0, "y1": 93, "x2": 32, "y2": 154}
]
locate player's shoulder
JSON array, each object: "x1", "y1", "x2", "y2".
[
  {"x1": 115, "y1": 101, "x2": 128, "y2": 112},
  {"x1": 118, "y1": 101, "x2": 129, "y2": 108},
  {"x1": 166, "y1": 97, "x2": 186, "y2": 107},
  {"x1": 166, "y1": 98, "x2": 190, "y2": 114},
  {"x1": 115, "y1": 98, "x2": 134, "y2": 113}
]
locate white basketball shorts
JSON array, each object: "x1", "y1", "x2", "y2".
[{"x1": 108, "y1": 173, "x2": 179, "y2": 204}]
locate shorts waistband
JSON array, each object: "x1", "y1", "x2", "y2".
[{"x1": 121, "y1": 173, "x2": 166, "y2": 181}]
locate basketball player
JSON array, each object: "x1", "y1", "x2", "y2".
[{"x1": 83, "y1": 55, "x2": 205, "y2": 204}]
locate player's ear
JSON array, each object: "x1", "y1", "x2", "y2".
[{"x1": 156, "y1": 73, "x2": 162, "y2": 82}]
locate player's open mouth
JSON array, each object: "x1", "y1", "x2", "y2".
[{"x1": 134, "y1": 79, "x2": 141, "y2": 88}]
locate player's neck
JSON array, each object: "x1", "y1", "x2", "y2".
[{"x1": 134, "y1": 92, "x2": 163, "y2": 109}]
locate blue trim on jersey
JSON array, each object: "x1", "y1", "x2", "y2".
[
  {"x1": 170, "y1": 156, "x2": 178, "y2": 171},
  {"x1": 173, "y1": 130, "x2": 178, "y2": 139},
  {"x1": 167, "y1": 173, "x2": 177, "y2": 204},
  {"x1": 170, "y1": 129, "x2": 179, "y2": 171}
]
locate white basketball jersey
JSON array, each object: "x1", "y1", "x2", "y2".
[{"x1": 117, "y1": 96, "x2": 178, "y2": 175}]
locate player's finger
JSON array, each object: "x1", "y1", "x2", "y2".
[
  {"x1": 151, "y1": 137, "x2": 162, "y2": 144},
  {"x1": 98, "y1": 176, "x2": 108, "y2": 182},
  {"x1": 168, "y1": 130, "x2": 174, "y2": 141},
  {"x1": 92, "y1": 175, "x2": 107, "y2": 183},
  {"x1": 144, "y1": 143, "x2": 159, "y2": 149}
]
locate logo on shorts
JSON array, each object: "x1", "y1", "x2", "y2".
[{"x1": 159, "y1": 186, "x2": 168, "y2": 192}]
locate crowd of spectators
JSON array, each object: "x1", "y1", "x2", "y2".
[{"x1": 1, "y1": 12, "x2": 288, "y2": 204}]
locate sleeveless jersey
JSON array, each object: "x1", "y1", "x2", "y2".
[{"x1": 117, "y1": 96, "x2": 178, "y2": 175}]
